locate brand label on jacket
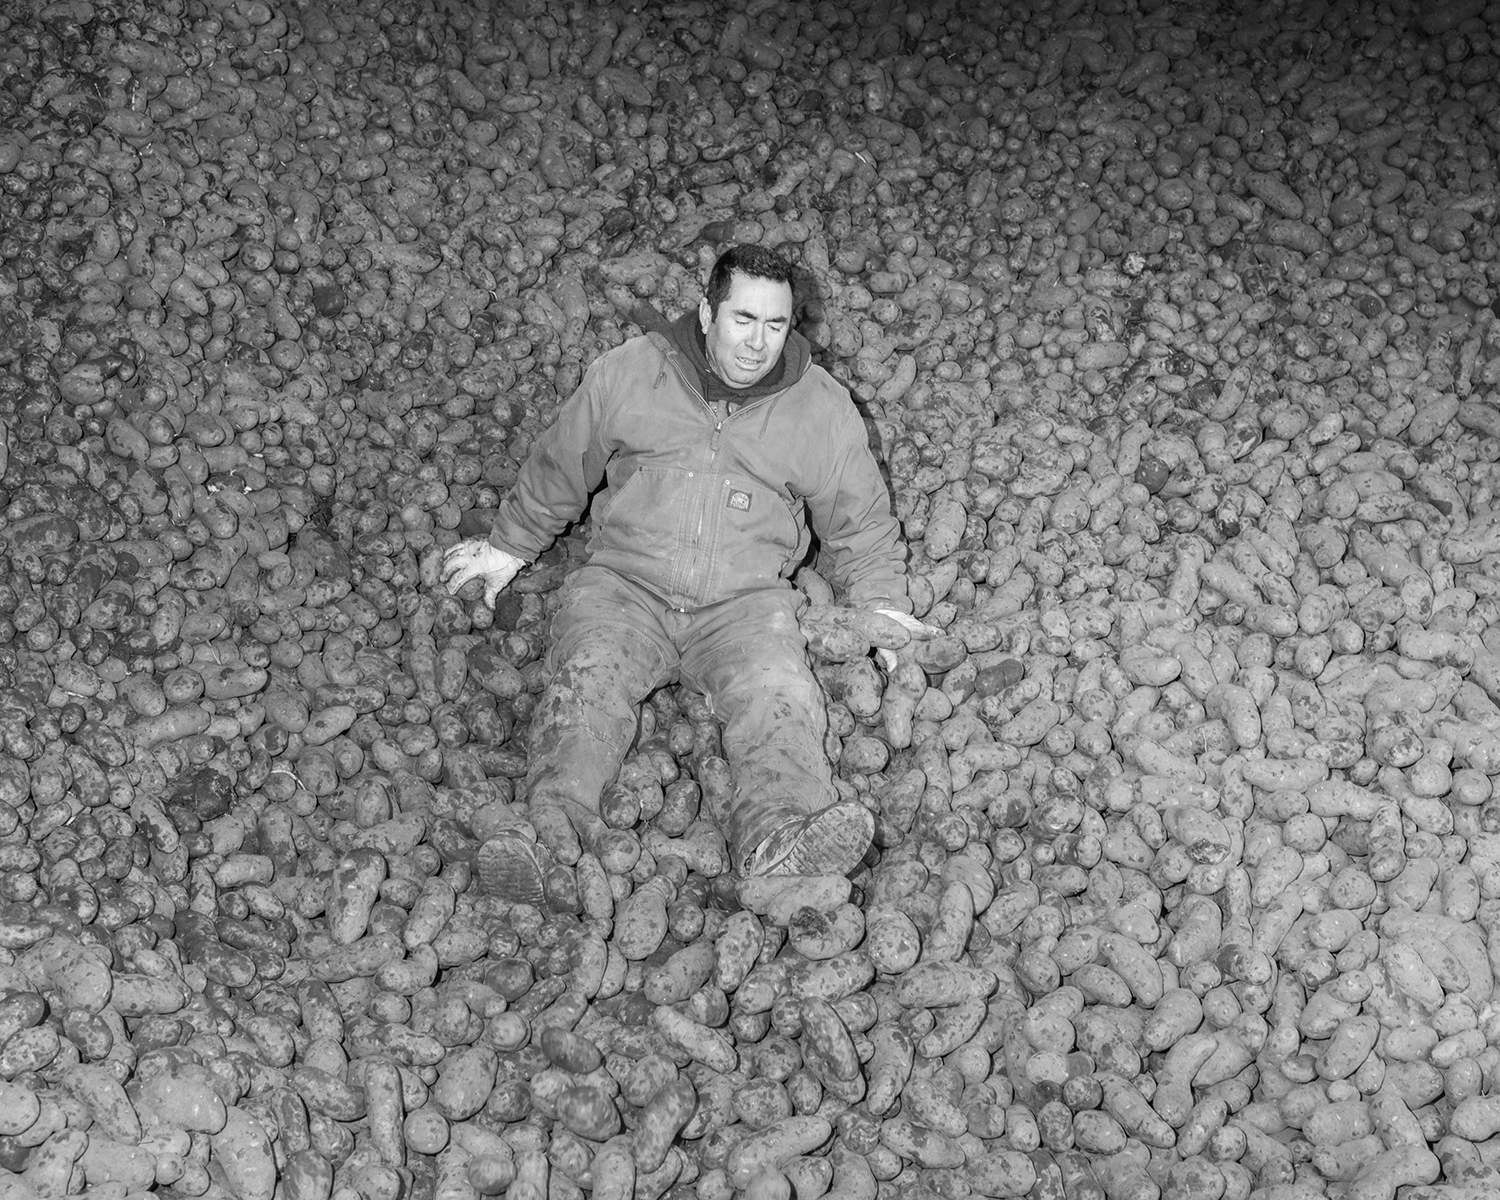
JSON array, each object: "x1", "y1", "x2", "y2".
[{"x1": 726, "y1": 489, "x2": 752, "y2": 512}]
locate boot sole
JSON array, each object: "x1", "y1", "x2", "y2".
[
  {"x1": 476, "y1": 831, "x2": 549, "y2": 906},
  {"x1": 760, "y1": 802, "x2": 874, "y2": 878}
]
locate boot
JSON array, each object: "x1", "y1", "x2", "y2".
[{"x1": 743, "y1": 800, "x2": 874, "y2": 878}]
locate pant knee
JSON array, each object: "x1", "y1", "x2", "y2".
[{"x1": 717, "y1": 676, "x2": 827, "y2": 728}]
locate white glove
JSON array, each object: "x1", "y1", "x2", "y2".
[
  {"x1": 874, "y1": 608, "x2": 939, "y2": 673},
  {"x1": 441, "y1": 539, "x2": 526, "y2": 607}
]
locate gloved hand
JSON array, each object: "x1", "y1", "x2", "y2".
[
  {"x1": 441, "y1": 538, "x2": 526, "y2": 606},
  {"x1": 873, "y1": 607, "x2": 940, "y2": 673}
]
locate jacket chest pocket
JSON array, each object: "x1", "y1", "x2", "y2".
[{"x1": 721, "y1": 480, "x2": 801, "y2": 554}]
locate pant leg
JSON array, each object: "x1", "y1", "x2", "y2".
[
  {"x1": 523, "y1": 566, "x2": 678, "y2": 844},
  {"x1": 678, "y1": 588, "x2": 836, "y2": 871}
]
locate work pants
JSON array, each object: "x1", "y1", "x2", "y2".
[{"x1": 521, "y1": 564, "x2": 835, "y2": 871}]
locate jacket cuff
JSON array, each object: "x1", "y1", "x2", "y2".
[{"x1": 486, "y1": 530, "x2": 532, "y2": 562}]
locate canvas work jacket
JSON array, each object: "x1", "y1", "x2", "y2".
[{"x1": 486, "y1": 327, "x2": 911, "y2": 614}]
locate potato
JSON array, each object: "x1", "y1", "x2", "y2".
[
  {"x1": 713, "y1": 911, "x2": 764, "y2": 993},
  {"x1": 1317, "y1": 1016, "x2": 1380, "y2": 1081},
  {"x1": 786, "y1": 903, "x2": 864, "y2": 962},
  {"x1": 289, "y1": 1065, "x2": 366, "y2": 1122},
  {"x1": 726, "y1": 1117, "x2": 832, "y2": 1189},
  {"x1": 326, "y1": 848, "x2": 387, "y2": 945},
  {"x1": 1155, "y1": 1033, "x2": 1219, "y2": 1128},
  {"x1": 1099, "y1": 1074, "x2": 1175, "y2": 1149},
  {"x1": 0, "y1": 1080, "x2": 38, "y2": 1141},
  {"x1": 591, "y1": 1139, "x2": 636, "y2": 1200},
  {"x1": 895, "y1": 962, "x2": 997, "y2": 1008},
  {"x1": 78, "y1": 1136, "x2": 155, "y2": 1192},
  {"x1": 24, "y1": 939, "x2": 113, "y2": 1013},
  {"x1": 651, "y1": 1007, "x2": 737, "y2": 1074},
  {"x1": 59, "y1": 1065, "x2": 139, "y2": 1144},
  {"x1": 556, "y1": 1086, "x2": 621, "y2": 1141},
  {"x1": 361, "y1": 1058, "x2": 407, "y2": 1170},
  {"x1": 22, "y1": 1127, "x2": 87, "y2": 1198},
  {"x1": 210, "y1": 1107, "x2": 276, "y2": 1200},
  {"x1": 995, "y1": 698, "x2": 1062, "y2": 746},
  {"x1": 616, "y1": 877, "x2": 672, "y2": 960},
  {"x1": 879, "y1": 1118, "x2": 965, "y2": 1168},
  {"x1": 540, "y1": 1028, "x2": 604, "y2": 1074},
  {"x1": 734, "y1": 1080, "x2": 794, "y2": 1131},
  {"x1": 631, "y1": 1077, "x2": 696, "y2": 1173},
  {"x1": 739, "y1": 876, "x2": 853, "y2": 926},
  {"x1": 798, "y1": 996, "x2": 859, "y2": 1084},
  {"x1": 1343, "y1": 1144, "x2": 1440, "y2": 1199}
]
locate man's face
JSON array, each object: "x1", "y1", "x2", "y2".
[{"x1": 700, "y1": 271, "x2": 793, "y2": 388}]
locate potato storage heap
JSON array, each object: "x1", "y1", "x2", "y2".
[{"x1": 7, "y1": 0, "x2": 1500, "y2": 1198}]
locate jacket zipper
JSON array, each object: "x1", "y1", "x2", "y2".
[
  {"x1": 661, "y1": 345, "x2": 785, "y2": 603},
  {"x1": 663, "y1": 352, "x2": 720, "y2": 604}
]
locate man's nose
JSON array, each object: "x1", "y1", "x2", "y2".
[{"x1": 746, "y1": 323, "x2": 766, "y2": 348}]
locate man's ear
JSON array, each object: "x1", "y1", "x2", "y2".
[{"x1": 699, "y1": 295, "x2": 712, "y2": 333}]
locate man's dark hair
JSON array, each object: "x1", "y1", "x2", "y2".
[{"x1": 704, "y1": 244, "x2": 796, "y2": 319}]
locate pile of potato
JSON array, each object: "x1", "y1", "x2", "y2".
[{"x1": 6, "y1": 0, "x2": 1500, "y2": 1198}]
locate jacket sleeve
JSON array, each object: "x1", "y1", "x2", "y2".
[
  {"x1": 804, "y1": 401, "x2": 912, "y2": 614},
  {"x1": 486, "y1": 355, "x2": 613, "y2": 561}
]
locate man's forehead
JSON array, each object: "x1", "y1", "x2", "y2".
[{"x1": 721, "y1": 272, "x2": 792, "y2": 316}]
